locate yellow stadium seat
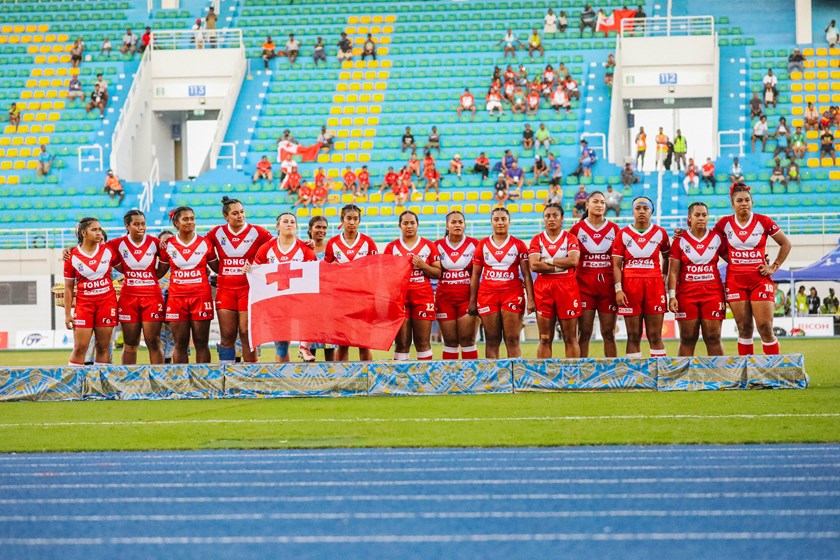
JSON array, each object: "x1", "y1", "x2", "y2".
[
  {"x1": 806, "y1": 130, "x2": 819, "y2": 139},
  {"x1": 791, "y1": 94, "x2": 803, "y2": 104},
  {"x1": 5, "y1": 148, "x2": 17, "y2": 158},
  {"x1": 330, "y1": 154, "x2": 343, "y2": 163},
  {"x1": 346, "y1": 93, "x2": 359, "y2": 103},
  {"x1": 372, "y1": 93, "x2": 384, "y2": 103},
  {"x1": 348, "y1": 140, "x2": 360, "y2": 150},
  {"x1": 358, "y1": 25, "x2": 369, "y2": 33},
  {"x1": 43, "y1": 124, "x2": 54, "y2": 133},
  {"x1": 0, "y1": 159, "x2": 13, "y2": 169},
  {"x1": 806, "y1": 158, "x2": 820, "y2": 167},
  {"x1": 350, "y1": 129, "x2": 362, "y2": 137},
  {"x1": 367, "y1": 117, "x2": 379, "y2": 126},
  {"x1": 380, "y1": 37, "x2": 391, "y2": 45},
  {"x1": 507, "y1": 204, "x2": 519, "y2": 213},
  {"x1": 422, "y1": 206, "x2": 434, "y2": 215},
  {"x1": 347, "y1": 17, "x2": 358, "y2": 25},
  {"x1": 361, "y1": 82, "x2": 373, "y2": 91},
  {"x1": 15, "y1": 125, "x2": 28, "y2": 134},
  {"x1": 348, "y1": 82, "x2": 361, "y2": 91},
  {"x1": 363, "y1": 129, "x2": 376, "y2": 138},
  {"x1": 336, "y1": 83, "x2": 348, "y2": 92},
  {"x1": 380, "y1": 206, "x2": 393, "y2": 216},
  {"x1": 0, "y1": 137, "x2": 9, "y2": 146},
  {"x1": 327, "y1": 169, "x2": 340, "y2": 179},
  {"x1": 464, "y1": 203, "x2": 477, "y2": 214},
  {"x1": 522, "y1": 190, "x2": 535, "y2": 199},
  {"x1": 351, "y1": 71, "x2": 363, "y2": 80},
  {"x1": 453, "y1": 192, "x2": 465, "y2": 202},
  {"x1": 818, "y1": 94, "x2": 830, "y2": 103},
  {"x1": 535, "y1": 203, "x2": 545, "y2": 213},
  {"x1": 356, "y1": 106, "x2": 369, "y2": 114},
  {"x1": 341, "y1": 61, "x2": 352, "y2": 69},
  {"x1": 8, "y1": 36, "x2": 19, "y2": 44},
  {"x1": 295, "y1": 207, "x2": 308, "y2": 218},
  {"x1": 316, "y1": 154, "x2": 329, "y2": 164},
  {"x1": 24, "y1": 137, "x2": 36, "y2": 146},
  {"x1": 325, "y1": 207, "x2": 338, "y2": 217},
  {"x1": 332, "y1": 94, "x2": 344, "y2": 104},
  {"x1": 536, "y1": 190, "x2": 549, "y2": 199},
  {"x1": 804, "y1": 83, "x2": 816, "y2": 91},
  {"x1": 521, "y1": 203, "x2": 534, "y2": 213},
  {"x1": 374, "y1": 82, "x2": 386, "y2": 91},
  {"x1": 327, "y1": 118, "x2": 339, "y2": 128},
  {"x1": 816, "y1": 48, "x2": 828, "y2": 56},
  {"x1": 31, "y1": 68, "x2": 42, "y2": 78},
  {"x1": 817, "y1": 59, "x2": 829, "y2": 68},
  {"x1": 818, "y1": 70, "x2": 829, "y2": 80},
  {"x1": 345, "y1": 153, "x2": 357, "y2": 163},
  {"x1": 309, "y1": 207, "x2": 323, "y2": 217},
  {"x1": 369, "y1": 106, "x2": 381, "y2": 114},
  {"x1": 830, "y1": 171, "x2": 840, "y2": 181},
  {"x1": 0, "y1": 176, "x2": 5, "y2": 185},
  {"x1": 380, "y1": 60, "x2": 392, "y2": 69},
  {"x1": 353, "y1": 61, "x2": 365, "y2": 69},
  {"x1": 818, "y1": 83, "x2": 829, "y2": 91},
  {"x1": 478, "y1": 204, "x2": 491, "y2": 214},
  {"x1": 791, "y1": 118, "x2": 803, "y2": 127},
  {"x1": 791, "y1": 83, "x2": 802, "y2": 92},
  {"x1": 435, "y1": 205, "x2": 449, "y2": 215},
  {"x1": 12, "y1": 137, "x2": 23, "y2": 146},
  {"x1": 334, "y1": 141, "x2": 347, "y2": 150},
  {"x1": 803, "y1": 71, "x2": 816, "y2": 80},
  {"x1": 479, "y1": 191, "x2": 493, "y2": 201},
  {"x1": 12, "y1": 161, "x2": 25, "y2": 170},
  {"x1": 33, "y1": 91, "x2": 44, "y2": 100},
  {"x1": 368, "y1": 193, "x2": 382, "y2": 203},
  {"x1": 367, "y1": 207, "x2": 379, "y2": 217},
  {"x1": 822, "y1": 157, "x2": 837, "y2": 166},
  {"x1": 466, "y1": 192, "x2": 479, "y2": 201},
  {"x1": 19, "y1": 148, "x2": 31, "y2": 158},
  {"x1": 358, "y1": 153, "x2": 370, "y2": 163},
  {"x1": 803, "y1": 48, "x2": 814, "y2": 56},
  {"x1": 361, "y1": 140, "x2": 373, "y2": 150},
  {"x1": 359, "y1": 93, "x2": 371, "y2": 103},
  {"x1": 26, "y1": 160, "x2": 38, "y2": 170}
]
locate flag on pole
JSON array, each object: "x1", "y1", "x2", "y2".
[
  {"x1": 247, "y1": 255, "x2": 412, "y2": 351},
  {"x1": 596, "y1": 9, "x2": 636, "y2": 34},
  {"x1": 277, "y1": 140, "x2": 323, "y2": 163}
]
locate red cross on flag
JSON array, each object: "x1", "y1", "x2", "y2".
[{"x1": 247, "y1": 255, "x2": 412, "y2": 351}]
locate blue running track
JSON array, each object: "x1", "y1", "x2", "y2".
[{"x1": 0, "y1": 445, "x2": 838, "y2": 560}]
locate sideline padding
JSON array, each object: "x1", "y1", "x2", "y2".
[{"x1": 0, "y1": 355, "x2": 808, "y2": 401}]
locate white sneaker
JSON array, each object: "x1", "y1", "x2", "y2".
[{"x1": 298, "y1": 346, "x2": 316, "y2": 362}]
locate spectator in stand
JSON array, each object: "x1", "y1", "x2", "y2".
[
  {"x1": 545, "y1": 182, "x2": 563, "y2": 205},
  {"x1": 769, "y1": 158, "x2": 787, "y2": 193},
  {"x1": 542, "y1": 64, "x2": 557, "y2": 92},
  {"x1": 804, "y1": 101, "x2": 819, "y2": 131},
  {"x1": 825, "y1": 20, "x2": 839, "y2": 48},
  {"x1": 544, "y1": 8, "x2": 558, "y2": 34},
  {"x1": 522, "y1": 123, "x2": 534, "y2": 150},
  {"x1": 252, "y1": 155, "x2": 273, "y2": 184},
  {"x1": 547, "y1": 152, "x2": 562, "y2": 186},
  {"x1": 654, "y1": 127, "x2": 668, "y2": 171},
  {"x1": 701, "y1": 157, "x2": 716, "y2": 187},
  {"x1": 279, "y1": 129, "x2": 297, "y2": 145},
  {"x1": 511, "y1": 84, "x2": 526, "y2": 114},
  {"x1": 68, "y1": 76, "x2": 84, "y2": 103},
  {"x1": 763, "y1": 83, "x2": 776, "y2": 109},
  {"x1": 550, "y1": 84, "x2": 570, "y2": 113},
  {"x1": 357, "y1": 166, "x2": 371, "y2": 196},
  {"x1": 7, "y1": 102, "x2": 20, "y2": 131},
  {"x1": 749, "y1": 92, "x2": 763, "y2": 119},
  {"x1": 795, "y1": 285, "x2": 808, "y2": 315},
  {"x1": 564, "y1": 75, "x2": 579, "y2": 101},
  {"x1": 120, "y1": 28, "x2": 137, "y2": 56},
  {"x1": 449, "y1": 154, "x2": 463, "y2": 180},
  {"x1": 284, "y1": 34, "x2": 301, "y2": 64},
  {"x1": 379, "y1": 166, "x2": 399, "y2": 192},
  {"x1": 279, "y1": 153, "x2": 297, "y2": 180},
  {"x1": 729, "y1": 157, "x2": 744, "y2": 183},
  {"x1": 531, "y1": 154, "x2": 548, "y2": 183},
  {"x1": 424, "y1": 163, "x2": 441, "y2": 195},
  {"x1": 787, "y1": 48, "x2": 806, "y2": 73},
  {"x1": 86, "y1": 83, "x2": 107, "y2": 118},
  {"x1": 312, "y1": 181, "x2": 328, "y2": 208},
  {"x1": 474, "y1": 152, "x2": 490, "y2": 180},
  {"x1": 262, "y1": 36, "x2": 277, "y2": 69},
  {"x1": 457, "y1": 88, "x2": 476, "y2": 120},
  {"x1": 763, "y1": 69, "x2": 778, "y2": 101},
  {"x1": 823, "y1": 288, "x2": 839, "y2": 314},
  {"x1": 505, "y1": 161, "x2": 525, "y2": 192},
  {"x1": 528, "y1": 29, "x2": 544, "y2": 59},
  {"x1": 635, "y1": 4, "x2": 647, "y2": 18},
  {"x1": 791, "y1": 125, "x2": 807, "y2": 159},
  {"x1": 362, "y1": 33, "x2": 377, "y2": 61},
  {"x1": 621, "y1": 162, "x2": 640, "y2": 187},
  {"x1": 498, "y1": 149, "x2": 517, "y2": 174},
  {"x1": 672, "y1": 129, "x2": 687, "y2": 171},
  {"x1": 422, "y1": 151, "x2": 436, "y2": 175},
  {"x1": 426, "y1": 126, "x2": 441, "y2": 155},
  {"x1": 526, "y1": 88, "x2": 541, "y2": 115},
  {"x1": 502, "y1": 64, "x2": 514, "y2": 83},
  {"x1": 574, "y1": 139, "x2": 596, "y2": 178},
  {"x1": 634, "y1": 127, "x2": 647, "y2": 169},
  {"x1": 572, "y1": 185, "x2": 588, "y2": 218},
  {"x1": 407, "y1": 152, "x2": 421, "y2": 178},
  {"x1": 393, "y1": 173, "x2": 410, "y2": 206},
  {"x1": 605, "y1": 53, "x2": 615, "y2": 87},
  {"x1": 683, "y1": 158, "x2": 699, "y2": 192},
  {"x1": 580, "y1": 4, "x2": 597, "y2": 34},
  {"x1": 313, "y1": 37, "x2": 326, "y2": 66},
  {"x1": 820, "y1": 129, "x2": 836, "y2": 160},
  {"x1": 192, "y1": 19, "x2": 205, "y2": 49},
  {"x1": 337, "y1": 32, "x2": 352, "y2": 62},
  {"x1": 558, "y1": 11, "x2": 569, "y2": 33},
  {"x1": 317, "y1": 125, "x2": 334, "y2": 153},
  {"x1": 535, "y1": 123, "x2": 552, "y2": 152},
  {"x1": 819, "y1": 107, "x2": 836, "y2": 130},
  {"x1": 752, "y1": 115, "x2": 769, "y2": 152},
  {"x1": 104, "y1": 169, "x2": 124, "y2": 203},
  {"x1": 605, "y1": 185, "x2": 623, "y2": 217},
  {"x1": 663, "y1": 139, "x2": 675, "y2": 171},
  {"x1": 314, "y1": 167, "x2": 327, "y2": 190},
  {"x1": 494, "y1": 173, "x2": 509, "y2": 205},
  {"x1": 342, "y1": 166, "x2": 357, "y2": 194},
  {"x1": 401, "y1": 126, "x2": 416, "y2": 153},
  {"x1": 100, "y1": 37, "x2": 112, "y2": 58},
  {"x1": 807, "y1": 287, "x2": 821, "y2": 315},
  {"x1": 787, "y1": 159, "x2": 801, "y2": 186},
  {"x1": 96, "y1": 73, "x2": 109, "y2": 95},
  {"x1": 486, "y1": 86, "x2": 504, "y2": 118},
  {"x1": 205, "y1": 6, "x2": 218, "y2": 47},
  {"x1": 139, "y1": 27, "x2": 152, "y2": 54},
  {"x1": 502, "y1": 75, "x2": 516, "y2": 103},
  {"x1": 282, "y1": 168, "x2": 302, "y2": 194},
  {"x1": 773, "y1": 283, "x2": 788, "y2": 317},
  {"x1": 36, "y1": 144, "x2": 55, "y2": 177},
  {"x1": 70, "y1": 38, "x2": 84, "y2": 68},
  {"x1": 774, "y1": 118, "x2": 792, "y2": 159},
  {"x1": 293, "y1": 182, "x2": 313, "y2": 209},
  {"x1": 498, "y1": 29, "x2": 523, "y2": 58}
]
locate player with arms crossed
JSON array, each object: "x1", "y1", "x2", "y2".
[
  {"x1": 384, "y1": 210, "x2": 442, "y2": 360},
  {"x1": 469, "y1": 207, "x2": 535, "y2": 359},
  {"x1": 324, "y1": 205, "x2": 379, "y2": 361},
  {"x1": 668, "y1": 202, "x2": 726, "y2": 356},
  {"x1": 714, "y1": 183, "x2": 791, "y2": 355},
  {"x1": 528, "y1": 203, "x2": 581, "y2": 358},
  {"x1": 157, "y1": 206, "x2": 219, "y2": 364},
  {"x1": 64, "y1": 217, "x2": 118, "y2": 366},
  {"x1": 207, "y1": 197, "x2": 273, "y2": 364},
  {"x1": 611, "y1": 197, "x2": 670, "y2": 358},
  {"x1": 434, "y1": 210, "x2": 480, "y2": 360},
  {"x1": 569, "y1": 191, "x2": 621, "y2": 357}
]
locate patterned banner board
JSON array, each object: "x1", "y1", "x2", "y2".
[
  {"x1": 514, "y1": 358, "x2": 658, "y2": 391},
  {"x1": 225, "y1": 362, "x2": 368, "y2": 398},
  {"x1": 746, "y1": 354, "x2": 809, "y2": 389},
  {"x1": 368, "y1": 359, "x2": 514, "y2": 396},
  {"x1": 657, "y1": 356, "x2": 748, "y2": 391},
  {"x1": 0, "y1": 367, "x2": 83, "y2": 401},
  {"x1": 83, "y1": 365, "x2": 224, "y2": 400}
]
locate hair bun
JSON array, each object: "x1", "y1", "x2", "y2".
[{"x1": 221, "y1": 196, "x2": 231, "y2": 204}]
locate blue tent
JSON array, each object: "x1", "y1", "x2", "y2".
[{"x1": 783, "y1": 244, "x2": 840, "y2": 282}]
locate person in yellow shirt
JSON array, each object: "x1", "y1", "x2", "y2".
[
  {"x1": 8, "y1": 102, "x2": 20, "y2": 131},
  {"x1": 528, "y1": 29, "x2": 544, "y2": 58},
  {"x1": 634, "y1": 127, "x2": 646, "y2": 170}
]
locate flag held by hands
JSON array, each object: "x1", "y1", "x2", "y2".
[
  {"x1": 247, "y1": 255, "x2": 411, "y2": 351},
  {"x1": 277, "y1": 140, "x2": 323, "y2": 163}
]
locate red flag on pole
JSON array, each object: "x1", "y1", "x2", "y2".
[
  {"x1": 596, "y1": 9, "x2": 636, "y2": 33},
  {"x1": 247, "y1": 255, "x2": 411, "y2": 351},
  {"x1": 277, "y1": 140, "x2": 323, "y2": 163}
]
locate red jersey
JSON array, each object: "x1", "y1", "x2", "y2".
[
  {"x1": 569, "y1": 219, "x2": 620, "y2": 275},
  {"x1": 384, "y1": 171, "x2": 398, "y2": 186},
  {"x1": 159, "y1": 234, "x2": 217, "y2": 295},
  {"x1": 298, "y1": 185, "x2": 312, "y2": 198},
  {"x1": 424, "y1": 167, "x2": 440, "y2": 181},
  {"x1": 357, "y1": 170, "x2": 370, "y2": 185},
  {"x1": 207, "y1": 223, "x2": 273, "y2": 289},
  {"x1": 527, "y1": 92, "x2": 540, "y2": 107},
  {"x1": 285, "y1": 172, "x2": 301, "y2": 189},
  {"x1": 314, "y1": 170, "x2": 327, "y2": 187},
  {"x1": 435, "y1": 236, "x2": 478, "y2": 287},
  {"x1": 108, "y1": 234, "x2": 160, "y2": 297},
  {"x1": 64, "y1": 244, "x2": 116, "y2": 299},
  {"x1": 528, "y1": 231, "x2": 580, "y2": 277},
  {"x1": 611, "y1": 224, "x2": 670, "y2": 278},
  {"x1": 713, "y1": 213, "x2": 780, "y2": 274},
  {"x1": 324, "y1": 233, "x2": 378, "y2": 264},
  {"x1": 474, "y1": 235, "x2": 529, "y2": 292},
  {"x1": 392, "y1": 183, "x2": 409, "y2": 196},
  {"x1": 253, "y1": 238, "x2": 317, "y2": 265},
  {"x1": 343, "y1": 171, "x2": 357, "y2": 184},
  {"x1": 671, "y1": 230, "x2": 724, "y2": 285},
  {"x1": 313, "y1": 186, "x2": 328, "y2": 200},
  {"x1": 460, "y1": 92, "x2": 474, "y2": 108},
  {"x1": 383, "y1": 237, "x2": 439, "y2": 289}
]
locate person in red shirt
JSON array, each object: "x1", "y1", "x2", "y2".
[
  {"x1": 701, "y1": 157, "x2": 716, "y2": 187},
  {"x1": 356, "y1": 165, "x2": 371, "y2": 196},
  {"x1": 407, "y1": 152, "x2": 421, "y2": 178},
  {"x1": 253, "y1": 155, "x2": 273, "y2": 184},
  {"x1": 294, "y1": 182, "x2": 313, "y2": 208},
  {"x1": 424, "y1": 163, "x2": 441, "y2": 194},
  {"x1": 457, "y1": 87, "x2": 476, "y2": 121},
  {"x1": 282, "y1": 168, "x2": 302, "y2": 193},
  {"x1": 713, "y1": 183, "x2": 791, "y2": 355},
  {"x1": 64, "y1": 217, "x2": 118, "y2": 366},
  {"x1": 469, "y1": 207, "x2": 536, "y2": 359},
  {"x1": 314, "y1": 167, "x2": 327, "y2": 189},
  {"x1": 157, "y1": 206, "x2": 219, "y2": 364},
  {"x1": 379, "y1": 166, "x2": 398, "y2": 193},
  {"x1": 383, "y1": 211, "x2": 442, "y2": 360},
  {"x1": 611, "y1": 197, "x2": 670, "y2": 358},
  {"x1": 393, "y1": 175, "x2": 410, "y2": 206},
  {"x1": 422, "y1": 152, "x2": 435, "y2": 174},
  {"x1": 667, "y1": 202, "x2": 726, "y2": 356},
  {"x1": 312, "y1": 182, "x2": 328, "y2": 207},
  {"x1": 342, "y1": 166, "x2": 357, "y2": 194},
  {"x1": 474, "y1": 152, "x2": 490, "y2": 180},
  {"x1": 526, "y1": 90, "x2": 541, "y2": 115},
  {"x1": 486, "y1": 87, "x2": 504, "y2": 117},
  {"x1": 528, "y1": 204, "x2": 582, "y2": 358}
]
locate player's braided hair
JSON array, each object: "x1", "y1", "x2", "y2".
[
  {"x1": 543, "y1": 202, "x2": 564, "y2": 216},
  {"x1": 221, "y1": 196, "x2": 242, "y2": 216},
  {"x1": 730, "y1": 182, "x2": 751, "y2": 200},
  {"x1": 398, "y1": 210, "x2": 419, "y2": 225},
  {"x1": 76, "y1": 217, "x2": 99, "y2": 244},
  {"x1": 340, "y1": 204, "x2": 362, "y2": 220},
  {"x1": 687, "y1": 201, "x2": 708, "y2": 215},
  {"x1": 169, "y1": 206, "x2": 193, "y2": 226},
  {"x1": 123, "y1": 209, "x2": 145, "y2": 227},
  {"x1": 491, "y1": 206, "x2": 510, "y2": 216}
]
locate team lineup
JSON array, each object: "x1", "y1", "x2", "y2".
[{"x1": 61, "y1": 183, "x2": 791, "y2": 366}]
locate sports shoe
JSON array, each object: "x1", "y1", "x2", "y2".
[{"x1": 298, "y1": 346, "x2": 316, "y2": 363}]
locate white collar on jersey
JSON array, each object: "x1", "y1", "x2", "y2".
[
  {"x1": 488, "y1": 235, "x2": 511, "y2": 249},
  {"x1": 733, "y1": 213, "x2": 755, "y2": 229}
]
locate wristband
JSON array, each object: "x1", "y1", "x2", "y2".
[
  {"x1": 614, "y1": 282, "x2": 623, "y2": 292},
  {"x1": 668, "y1": 289, "x2": 676, "y2": 299},
  {"x1": 554, "y1": 265, "x2": 561, "y2": 273}
]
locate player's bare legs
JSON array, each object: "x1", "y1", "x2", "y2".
[
  {"x1": 643, "y1": 314, "x2": 665, "y2": 355},
  {"x1": 481, "y1": 313, "x2": 503, "y2": 359},
  {"x1": 558, "y1": 317, "x2": 580, "y2": 358},
  {"x1": 69, "y1": 328, "x2": 94, "y2": 365},
  {"x1": 93, "y1": 326, "x2": 114, "y2": 363},
  {"x1": 624, "y1": 314, "x2": 643, "y2": 356},
  {"x1": 191, "y1": 319, "x2": 211, "y2": 363},
  {"x1": 536, "y1": 314, "x2": 556, "y2": 358},
  {"x1": 700, "y1": 318, "x2": 723, "y2": 355}
]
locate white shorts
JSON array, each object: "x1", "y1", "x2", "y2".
[{"x1": 486, "y1": 101, "x2": 503, "y2": 112}]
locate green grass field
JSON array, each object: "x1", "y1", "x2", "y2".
[{"x1": 1, "y1": 339, "x2": 838, "y2": 453}]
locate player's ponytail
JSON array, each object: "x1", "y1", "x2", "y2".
[
  {"x1": 221, "y1": 196, "x2": 241, "y2": 216},
  {"x1": 123, "y1": 209, "x2": 145, "y2": 227},
  {"x1": 76, "y1": 217, "x2": 99, "y2": 244}
]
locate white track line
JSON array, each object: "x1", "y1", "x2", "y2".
[
  {"x1": 1, "y1": 509, "x2": 839, "y2": 523},
  {"x1": 2, "y1": 476, "x2": 838, "y2": 491},
  {"x1": 3, "y1": 490, "x2": 837, "y2": 505},
  {"x1": 2, "y1": 532, "x2": 839, "y2": 546},
  {"x1": 1, "y1": 413, "x2": 838, "y2": 429}
]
